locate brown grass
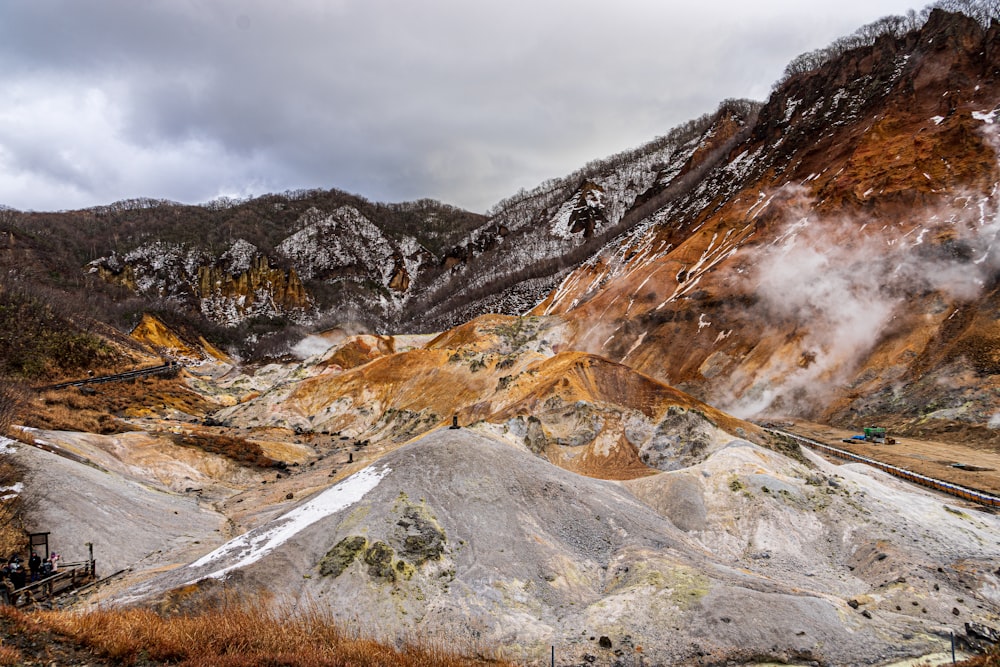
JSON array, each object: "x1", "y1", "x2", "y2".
[
  {"x1": 957, "y1": 644, "x2": 1000, "y2": 667},
  {"x1": 19, "y1": 376, "x2": 214, "y2": 433},
  {"x1": 30, "y1": 599, "x2": 515, "y2": 667},
  {"x1": 0, "y1": 458, "x2": 27, "y2": 559},
  {"x1": 0, "y1": 645, "x2": 20, "y2": 666},
  {"x1": 170, "y1": 431, "x2": 280, "y2": 469}
]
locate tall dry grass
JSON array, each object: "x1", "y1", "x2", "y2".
[
  {"x1": 0, "y1": 458, "x2": 27, "y2": 558},
  {"x1": 0, "y1": 645, "x2": 20, "y2": 666},
  {"x1": 32, "y1": 599, "x2": 515, "y2": 667}
]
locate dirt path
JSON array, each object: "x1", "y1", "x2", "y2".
[{"x1": 782, "y1": 420, "x2": 1000, "y2": 497}]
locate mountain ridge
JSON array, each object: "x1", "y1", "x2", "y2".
[{"x1": 531, "y1": 7, "x2": 1000, "y2": 443}]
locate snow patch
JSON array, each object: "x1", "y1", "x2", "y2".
[
  {"x1": 0, "y1": 482, "x2": 23, "y2": 501},
  {"x1": 973, "y1": 109, "x2": 998, "y2": 124},
  {"x1": 783, "y1": 97, "x2": 801, "y2": 124},
  {"x1": 220, "y1": 239, "x2": 258, "y2": 274},
  {"x1": 621, "y1": 331, "x2": 647, "y2": 362},
  {"x1": 188, "y1": 465, "x2": 390, "y2": 580},
  {"x1": 931, "y1": 115, "x2": 945, "y2": 125},
  {"x1": 0, "y1": 437, "x2": 16, "y2": 454}
]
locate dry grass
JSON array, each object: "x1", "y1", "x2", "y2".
[
  {"x1": 0, "y1": 459, "x2": 27, "y2": 559},
  {"x1": 19, "y1": 376, "x2": 214, "y2": 434},
  {"x1": 31, "y1": 600, "x2": 515, "y2": 667},
  {"x1": 0, "y1": 645, "x2": 20, "y2": 666},
  {"x1": 170, "y1": 431, "x2": 280, "y2": 469},
  {"x1": 957, "y1": 645, "x2": 1000, "y2": 667}
]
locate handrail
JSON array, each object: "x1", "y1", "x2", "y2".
[
  {"x1": 767, "y1": 428, "x2": 1000, "y2": 509},
  {"x1": 3, "y1": 563, "x2": 93, "y2": 607},
  {"x1": 40, "y1": 362, "x2": 180, "y2": 390}
]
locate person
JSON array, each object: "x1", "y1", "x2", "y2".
[
  {"x1": 8, "y1": 559, "x2": 25, "y2": 590},
  {"x1": 28, "y1": 552, "x2": 41, "y2": 582},
  {"x1": 49, "y1": 553, "x2": 59, "y2": 572}
]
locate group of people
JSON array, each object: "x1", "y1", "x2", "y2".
[{"x1": 1, "y1": 551, "x2": 59, "y2": 593}]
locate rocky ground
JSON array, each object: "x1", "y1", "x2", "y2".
[{"x1": 2, "y1": 324, "x2": 998, "y2": 666}]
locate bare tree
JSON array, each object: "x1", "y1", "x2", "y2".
[
  {"x1": 0, "y1": 378, "x2": 27, "y2": 557},
  {"x1": 0, "y1": 380, "x2": 24, "y2": 435}
]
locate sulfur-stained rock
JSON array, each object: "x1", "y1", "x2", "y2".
[{"x1": 318, "y1": 536, "x2": 368, "y2": 578}]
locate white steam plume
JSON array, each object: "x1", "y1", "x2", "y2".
[{"x1": 724, "y1": 177, "x2": 1000, "y2": 419}]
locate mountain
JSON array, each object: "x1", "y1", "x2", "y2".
[
  {"x1": 15, "y1": 310, "x2": 999, "y2": 665},
  {"x1": 531, "y1": 8, "x2": 1000, "y2": 444},
  {"x1": 114, "y1": 426, "x2": 998, "y2": 666},
  {"x1": 0, "y1": 192, "x2": 485, "y2": 363},
  {"x1": 3, "y1": 6, "x2": 1000, "y2": 667},
  {"x1": 0, "y1": 105, "x2": 760, "y2": 365}
]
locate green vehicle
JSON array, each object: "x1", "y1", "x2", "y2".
[{"x1": 864, "y1": 427, "x2": 887, "y2": 444}]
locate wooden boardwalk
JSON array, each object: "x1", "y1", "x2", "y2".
[
  {"x1": 2, "y1": 561, "x2": 94, "y2": 607},
  {"x1": 768, "y1": 427, "x2": 1000, "y2": 509},
  {"x1": 40, "y1": 362, "x2": 180, "y2": 391}
]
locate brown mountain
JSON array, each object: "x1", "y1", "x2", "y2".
[{"x1": 533, "y1": 9, "x2": 1000, "y2": 446}]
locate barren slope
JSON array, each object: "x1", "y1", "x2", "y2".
[
  {"x1": 211, "y1": 314, "x2": 772, "y2": 482},
  {"x1": 122, "y1": 427, "x2": 1000, "y2": 666},
  {"x1": 10, "y1": 441, "x2": 226, "y2": 578}
]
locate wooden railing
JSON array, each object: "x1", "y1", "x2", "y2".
[
  {"x1": 2, "y1": 561, "x2": 94, "y2": 607},
  {"x1": 40, "y1": 362, "x2": 180, "y2": 391}
]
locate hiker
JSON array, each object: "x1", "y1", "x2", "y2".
[
  {"x1": 28, "y1": 552, "x2": 41, "y2": 582},
  {"x1": 49, "y1": 553, "x2": 59, "y2": 573}
]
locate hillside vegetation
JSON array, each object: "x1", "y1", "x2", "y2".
[{"x1": 0, "y1": 602, "x2": 515, "y2": 667}]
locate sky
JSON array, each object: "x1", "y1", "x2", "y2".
[{"x1": 0, "y1": 0, "x2": 924, "y2": 214}]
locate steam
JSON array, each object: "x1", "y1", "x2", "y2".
[
  {"x1": 723, "y1": 180, "x2": 1000, "y2": 419},
  {"x1": 291, "y1": 334, "x2": 336, "y2": 360},
  {"x1": 289, "y1": 320, "x2": 373, "y2": 360}
]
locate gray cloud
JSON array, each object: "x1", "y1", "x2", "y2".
[{"x1": 0, "y1": 0, "x2": 919, "y2": 212}]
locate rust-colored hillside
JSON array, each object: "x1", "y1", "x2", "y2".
[
  {"x1": 215, "y1": 314, "x2": 769, "y2": 482},
  {"x1": 534, "y1": 10, "x2": 1000, "y2": 447}
]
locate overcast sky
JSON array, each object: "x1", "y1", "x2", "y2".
[{"x1": 0, "y1": 0, "x2": 923, "y2": 214}]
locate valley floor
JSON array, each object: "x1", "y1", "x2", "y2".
[{"x1": 783, "y1": 420, "x2": 1000, "y2": 498}]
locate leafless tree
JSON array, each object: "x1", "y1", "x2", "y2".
[{"x1": 0, "y1": 380, "x2": 23, "y2": 435}]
